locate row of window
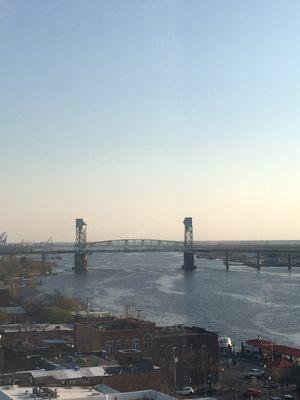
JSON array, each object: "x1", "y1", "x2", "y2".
[{"x1": 105, "y1": 335, "x2": 152, "y2": 354}]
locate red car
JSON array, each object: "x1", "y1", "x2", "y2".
[{"x1": 243, "y1": 388, "x2": 262, "y2": 398}]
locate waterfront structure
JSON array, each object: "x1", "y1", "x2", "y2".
[{"x1": 245, "y1": 338, "x2": 300, "y2": 365}]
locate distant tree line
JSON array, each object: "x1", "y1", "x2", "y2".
[{"x1": 24, "y1": 290, "x2": 84, "y2": 324}]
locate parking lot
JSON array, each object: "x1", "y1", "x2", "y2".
[{"x1": 178, "y1": 356, "x2": 297, "y2": 400}]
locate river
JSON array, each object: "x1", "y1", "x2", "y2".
[{"x1": 41, "y1": 252, "x2": 300, "y2": 348}]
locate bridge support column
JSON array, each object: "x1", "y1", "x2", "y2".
[
  {"x1": 288, "y1": 253, "x2": 292, "y2": 271},
  {"x1": 42, "y1": 253, "x2": 46, "y2": 263},
  {"x1": 257, "y1": 253, "x2": 261, "y2": 270},
  {"x1": 225, "y1": 251, "x2": 229, "y2": 271},
  {"x1": 74, "y1": 218, "x2": 88, "y2": 272},
  {"x1": 182, "y1": 217, "x2": 196, "y2": 271},
  {"x1": 74, "y1": 252, "x2": 88, "y2": 271}
]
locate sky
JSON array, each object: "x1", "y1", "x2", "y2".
[{"x1": 1, "y1": 0, "x2": 300, "y2": 242}]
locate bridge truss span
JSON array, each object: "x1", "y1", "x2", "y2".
[{"x1": 88, "y1": 239, "x2": 184, "y2": 252}]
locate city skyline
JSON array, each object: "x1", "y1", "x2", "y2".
[{"x1": 1, "y1": 0, "x2": 300, "y2": 241}]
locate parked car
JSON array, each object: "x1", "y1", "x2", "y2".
[
  {"x1": 243, "y1": 388, "x2": 262, "y2": 398},
  {"x1": 243, "y1": 369, "x2": 266, "y2": 378},
  {"x1": 270, "y1": 397, "x2": 281, "y2": 400},
  {"x1": 177, "y1": 387, "x2": 195, "y2": 396},
  {"x1": 283, "y1": 396, "x2": 294, "y2": 400}
]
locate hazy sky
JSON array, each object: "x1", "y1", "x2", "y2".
[{"x1": 1, "y1": 0, "x2": 300, "y2": 242}]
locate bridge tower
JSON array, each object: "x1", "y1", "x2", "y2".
[
  {"x1": 182, "y1": 217, "x2": 196, "y2": 270},
  {"x1": 74, "y1": 218, "x2": 88, "y2": 272}
]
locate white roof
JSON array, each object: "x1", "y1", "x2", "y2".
[
  {"x1": 0, "y1": 386, "x2": 105, "y2": 400},
  {"x1": 0, "y1": 387, "x2": 175, "y2": 400},
  {"x1": 94, "y1": 385, "x2": 119, "y2": 394},
  {"x1": 105, "y1": 390, "x2": 176, "y2": 400},
  {"x1": 30, "y1": 367, "x2": 107, "y2": 380}
]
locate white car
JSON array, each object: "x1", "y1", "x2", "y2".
[
  {"x1": 177, "y1": 387, "x2": 195, "y2": 396},
  {"x1": 243, "y1": 369, "x2": 266, "y2": 378}
]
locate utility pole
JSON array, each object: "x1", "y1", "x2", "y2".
[
  {"x1": 202, "y1": 345, "x2": 207, "y2": 396},
  {"x1": 172, "y1": 347, "x2": 177, "y2": 394}
]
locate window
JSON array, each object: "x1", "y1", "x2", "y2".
[
  {"x1": 143, "y1": 334, "x2": 152, "y2": 352},
  {"x1": 105, "y1": 340, "x2": 114, "y2": 355},
  {"x1": 132, "y1": 337, "x2": 140, "y2": 350}
]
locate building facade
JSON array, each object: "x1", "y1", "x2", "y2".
[{"x1": 75, "y1": 318, "x2": 156, "y2": 357}]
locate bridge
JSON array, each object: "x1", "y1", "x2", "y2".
[
  {"x1": 73, "y1": 217, "x2": 195, "y2": 271},
  {"x1": 1, "y1": 217, "x2": 300, "y2": 272}
]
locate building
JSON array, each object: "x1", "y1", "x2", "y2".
[
  {"x1": 72, "y1": 310, "x2": 116, "y2": 324},
  {"x1": 75, "y1": 318, "x2": 156, "y2": 356},
  {"x1": 0, "y1": 324, "x2": 74, "y2": 372},
  {"x1": 245, "y1": 338, "x2": 300, "y2": 365},
  {"x1": 0, "y1": 285, "x2": 11, "y2": 306},
  {"x1": 0, "y1": 359, "x2": 162, "y2": 392},
  {"x1": 0, "y1": 306, "x2": 27, "y2": 323},
  {"x1": 75, "y1": 317, "x2": 218, "y2": 391},
  {"x1": 0, "y1": 385, "x2": 175, "y2": 400},
  {"x1": 0, "y1": 323, "x2": 74, "y2": 348},
  {"x1": 154, "y1": 325, "x2": 219, "y2": 390}
]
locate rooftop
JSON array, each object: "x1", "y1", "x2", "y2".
[
  {"x1": 246, "y1": 339, "x2": 300, "y2": 357},
  {"x1": 72, "y1": 311, "x2": 115, "y2": 319},
  {"x1": 0, "y1": 307, "x2": 26, "y2": 315},
  {"x1": 94, "y1": 318, "x2": 155, "y2": 331},
  {"x1": 45, "y1": 354, "x2": 119, "y2": 369},
  {"x1": 0, "y1": 387, "x2": 175, "y2": 400},
  {"x1": 0, "y1": 386, "x2": 105, "y2": 400},
  {"x1": 0, "y1": 324, "x2": 73, "y2": 333},
  {"x1": 155, "y1": 325, "x2": 213, "y2": 337},
  {"x1": 29, "y1": 366, "x2": 107, "y2": 380}
]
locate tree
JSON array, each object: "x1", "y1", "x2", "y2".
[
  {"x1": 0, "y1": 310, "x2": 9, "y2": 323},
  {"x1": 37, "y1": 306, "x2": 74, "y2": 324}
]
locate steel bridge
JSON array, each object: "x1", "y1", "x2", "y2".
[
  {"x1": 1, "y1": 218, "x2": 300, "y2": 272},
  {"x1": 88, "y1": 239, "x2": 184, "y2": 252}
]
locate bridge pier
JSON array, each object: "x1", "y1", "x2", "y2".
[
  {"x1": 74, "y1": 252, "x2": 88, "y2": 271},
  {"x1": 225, "y1": 251, "x2": 229, "y2": 271},
  {"x1": 257, "y1": 253, "x2": 261, "y2": 270},
  {"x1": 74, "y1": 218, "x2": 88, "y2": 272},
  {"x1": 182, "y1": 217, "x2": 196, "y2": 271},
  {"x1": 288, "y1": 253, "x2": 292, "y2": 271}
]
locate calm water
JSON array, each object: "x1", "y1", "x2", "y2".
[{"x1": 41, "y1": 252, "x2": 300, "y2": 348}]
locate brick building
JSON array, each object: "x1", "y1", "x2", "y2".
[
  {"x1": 75, "y1": 318, "x2": 218, "y2": 391},
  {"x1": 75, "y1": 318, "x2": 156, "y2": 357},
  {"x1": 0, "y1": 356, "x2": 162, "y2": 392},
  {"x1": 154, "y1": 325, "x2": 219, "y2": 390},
  {"x1": 0, "y1": 324, "x2": 74, "y2": 348},
  {"x1": 0, "y1": 324, "x2": 74, "y2": 372},
  {"x1": 0, "y1": 286, "x2": 10, "y2": 306}
]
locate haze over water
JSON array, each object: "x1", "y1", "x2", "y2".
[{"x1": 41, "y1": 253, "x2": 300, "y2": 348}]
